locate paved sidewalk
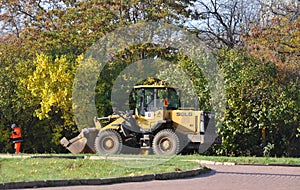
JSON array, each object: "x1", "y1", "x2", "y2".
[{"x1": 30, "y1": 164, "x2": 300, "y2": 190}]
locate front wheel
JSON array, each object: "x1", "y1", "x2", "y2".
[
  {"x1": 94, "y1": 129, "x2": 123, "y2": 154},
  {"x1": 152, "y1": 129, "x2": 180, "y2": 155}
]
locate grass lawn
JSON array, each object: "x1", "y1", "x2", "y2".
[
  {"x1": 0, "y1": 153, "x2": 299, "y2": 183},
  {"x1": 179, "y1": 154, "x2": 300, "y2": 165},
  {"x1": 0, "y1": 155, "x2": 201, "y2": 183}
]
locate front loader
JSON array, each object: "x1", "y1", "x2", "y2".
[{"x1": 60, "y1": 83, "x2": 216, "y2": 155}]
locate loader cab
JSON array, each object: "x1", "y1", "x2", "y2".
[{"x1": 134, "y1": 85, "x2": 180, "y2": 116}]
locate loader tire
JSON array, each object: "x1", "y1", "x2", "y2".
[
  {"x1": 94, "y1": 129, "x2": 123, "y2": 154},
  {"x1": 152, "y1": 129, "x2": 180, "y2": 155}
]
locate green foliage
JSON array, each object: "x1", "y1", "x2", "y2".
[
  {"x1": 0, "y1": 0, "x2": 194, "y2": 153},
  {"x1": 263, "y1": 143, "x2": 274, "y2": 157},
  {"x1": 157, "y1": 54, "x2": 211, "y2": 110},
  {"x1": 0, "y1": 125, "x2": 10, "y2": 153},
  {"x1": 241, "y1": 14, "x2": 300, "y2": 156},
  {"x1": 94, "y1": 44, "x2": 185, "y2": 116},
  {"x1": 216, "y1": 50, "x2": 300, "y2": 157},
  {"x1": 21, "y1": 119, "x2": 78, "y2": 154},
  {"x1": 0, "y1": 0, "x2": 298, "y2": 156}
]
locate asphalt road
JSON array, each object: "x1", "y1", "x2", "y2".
[{"x1": 27, "y1": 164, "x2": 300, "y2": 190}]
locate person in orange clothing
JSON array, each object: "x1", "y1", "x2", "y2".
[{"x1": 10, "y1": 124, "x2": 23, "y2": 153}]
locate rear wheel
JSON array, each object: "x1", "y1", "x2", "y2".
[
  {"x1": 152, "y1": 129, "x2": 180, "y2": 155},
  {"x1": 94, "y1": 129, "x2": 123, "y2": 154}
]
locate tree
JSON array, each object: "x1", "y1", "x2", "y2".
[
  {"x1": 0, "y1": 0, "x2": 196, "y2": 152},
  {"x1": 19, "y1": 53, "x2": 78, "y2": 123},
  {"x1": 245, "y1": 15, "x2": 300, "y2": 83},
  {"x1": 0, "y1": 34, "x2": 29, "y2": 152},
  {"x1": 259, "y1": 0, "x2": 299, "y2": 26},
  {"x1": 186, "y1": 0, "x2": 261, "y2": 49},
  {"x1": 244, "y1": 13, "x2": 300, "y2": 156},
  {"x1": 0, "y1": 0, "x2": 194, "y2": 56},
  {"x1": 217, "y1": 49, "x2": 300, "y2": 157}
]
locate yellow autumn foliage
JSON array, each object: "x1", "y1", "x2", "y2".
[{"x1": 21, "y1": 53, "x2": 81, "y2": 124}]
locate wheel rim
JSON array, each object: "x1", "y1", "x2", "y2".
[
  {"x1": 153, "y1": 129, "x2": 179, "y2": 155},
  {"x1": 103, "y1": 137, "x2": 114, "y2": 150},
  {"x1": 158, "y1": 137, "x2": 172, "y2": 152},
  {"x1": 95, "y1": 130, "x2": 123, "y2": 154}
]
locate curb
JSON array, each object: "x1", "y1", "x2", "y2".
[
  {"x1": 235, "y1": 163, "x2": 300, "y2": 167},
  {"x1": 0, "y1": 154, "x2": 30, "y2": 159},
  {"x1": 0, "y1": 167, "x2": 209, "y2": 189},
  {"x1": 181, "y1": 160, "x2": 236, "y2": 166},
  {"x1": 197, "y1": 160, "x2": 300, "y2": 168},
  {"x1": 198, "y1": 160, "x2": 236, "y2": 166}
]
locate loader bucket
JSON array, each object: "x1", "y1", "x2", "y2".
[
  {"x1": 60, "y1": 136, "x2": 87, "y2": 154},
  {"x1": 60, "y1": 128, "x2": 99, "y2": 154}
]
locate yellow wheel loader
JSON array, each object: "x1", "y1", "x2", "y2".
[{"x1": 60, "y1": 83, "x2": 216, "y2": 155}]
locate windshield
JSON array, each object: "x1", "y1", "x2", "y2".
[{"x1": 135, "y1": 87, "x2": 180, "y2": 116}]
